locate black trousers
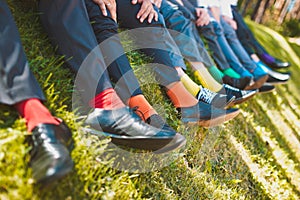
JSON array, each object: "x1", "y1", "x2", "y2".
[
  {"x1": 0, "y1": 1, "x2": 45, "y2": 105},
  {"x1": 39, "y1": 0, "x2": 114, "y2": 104}
]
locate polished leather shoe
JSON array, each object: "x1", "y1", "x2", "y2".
[
  {"x1": 258, "y1": 83, "x2": 275, "y2": 93},
  {"x1": 178, "y1": 101, "x2": 240, "y2": 127},
  {"x1": 221, "y1": 84, "x2": 258, "y2": 105},
  {"x1": 28, "y1": 123, "x2": 74, "y2": 185},
  {"x1": 85, "y1": 107, "x2": 176, "y2": 138},
  {"x1": 222, "y1": 75, "x2": 251, "y2": 90},
  {"x1": 266, "y1": 70, "x2": 290, "y2": 84},
  {"x1": 260, "y1": 64, "x2": 290, "y2": 84},
  {"x1": 145, "y1": 114, "x2": 175, "y2": 133},
  {"x1": 244, "y1": 74, "x2": 268, "y2": 90},
  {"x1": 197, "y1": 86, "x2": 235, "y2": 109}
]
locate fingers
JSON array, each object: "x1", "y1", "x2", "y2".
[
  {"x1": 147, "y1": 10, "x2": 158, "y2": 23},
  {"x1": 231, "y1": 21, "x2": 237, "y2": 30},
  {"x1": 195, "y1": 10, "x2": 210, "y2": 26},
  {"x1": 137, "y1": 1, "x2": 157, "y2": 23},
  {"x1": 94, "y1": 0, "x2": 108, "y2": 16},
  {"x1": 108, "y1": 5, "x2": 117, "y2": 22},
  {"x1": 132, "y1": 0, "x2": 138, "y2": 4},
  {"x1": 93, "y1": 0, "x2": 117, "y2": 22}
]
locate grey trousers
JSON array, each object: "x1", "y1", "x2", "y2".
[{"x1": 0, "y1": 1, "x2": 45, "y2": 105}]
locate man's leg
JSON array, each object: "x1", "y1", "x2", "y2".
[
  {"x1": 84, "y1": 0, "x2": 160, "y2": 122},
  {"x1": 231, "y1": 6, "x2": 290, "y2": 69},
  {"x1": 39, "y1": 0, "x2": 188, "y2": 152},
  {"x1": 220, "y1": 17, "x2": 269, "y2": 85},
  {"x1": 39, "y1": 0, "x2": 112, "y2": 104},
  {"x1": 210, "y1": 20, "x2": 253, "y2": 78},
  {"x1": 0, "y1": 1, "x2": 73, "y2": 185}
]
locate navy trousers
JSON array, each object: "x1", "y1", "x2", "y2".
[
  {"x1": 232, "y1": 5, "x2": 268, "y2": 57},
  {"x1": 0, "y1": 1, "x2": 45, "y2": 105}
]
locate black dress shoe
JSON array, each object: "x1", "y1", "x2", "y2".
[
  {"x1": 28, "y1": 123, "x2": 74, "y2": 185},
  {"x1": 178, "y1": 101, "x2": 240, "y2": 127},
  {"x1": 196, "y1": 86, "x2": 235, "y2": 109},
  {"x1": 145, "y1": 114, "x2": 175, "y2": 132},
  {"x1": 267, "y1": 58, "x2": 290, "y2": 69},
  {"x1": 259, "y1": 64, "x2": 290, "y2": 84},
  {"x1": 258, "y1": 83, "x2": 275, "y2": 93},
  {"x1": 221, "y1": 84, "x2": 258, "y2": 104},
  {"x1": 245, "y1": 75, "x2": 268, "y2": 90},
  {"x1": 222, "y1": 75, "x2": 251, "y2": 90},
  {"x1": 85, "y1": 107, "x2": 176, "y2": 138},
  {"x1": 266, "y1": 70, "x2": 290, "y2": 84},
  {"x1": 84, "y1": 107, "x2": 186, "y2": 152}
]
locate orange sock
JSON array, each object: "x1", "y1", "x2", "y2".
[
  {"x1": 128, "y1": 95, "x2": 157, "y2": 121},
  {"x1": 166, "y1": 81, "x2": 198, "y2": 108},
  {"x1": 89, "y1": 88, "x2": 125, "y2": 109},
  {"x1": 15, "y1": 98, "x2": 60, "y2": 132}
]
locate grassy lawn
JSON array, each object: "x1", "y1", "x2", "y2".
[{"x1": 1, "y1": 2, "x2": 300, "y2": 200}]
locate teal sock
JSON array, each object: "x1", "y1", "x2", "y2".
[
  {"x1": 207, "y1": 66, "x2": 224, "y2": 83},
  {"x1": 223, "y1": 68, "x2": 241, "y2": 79}
]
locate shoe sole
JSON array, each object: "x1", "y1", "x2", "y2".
[
  {"x1": 112, "y1": 133, "x2": 186, "y2": 154},
  {"x1": 233, "y1": 90, "x2": 258, "y2": 105},
  {"x1": 259, "y1": 87, "x2": 275, "y2": 93},
  {"x1": 185, "y1": 109, "x2": 240, "y2": 128},
  {"x1": 82, "y1": 127, "x2": 183, "y2": 153},
  {"x1": 154, "y1": 133, "x2": 186, "y2": 154},
  {"x1": 82, "y1": 127, "x2": 174, "y2": 139},
  {"x1": 245, "y1": 75, "x2": 269, "y2": 90},
  {"x1": 266, "y1": 80, "x2": 289, "y2": 85},
  {"x1": 258, "y1": 87, "x2": 275, "y2": 94}
]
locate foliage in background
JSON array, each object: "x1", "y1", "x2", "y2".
[{"x1": 238, "y1": 0, "x2": 300, "y2": 37}]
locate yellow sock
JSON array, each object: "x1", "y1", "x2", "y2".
[
  {"x1": 180, "y1": 74, "x2": 200, "y2": 97},
  {"x1": 194, "y1": 70, "x2": 223, "y2": 92}
]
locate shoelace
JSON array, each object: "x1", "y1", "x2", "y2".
[
  {"x1": 131, "y1": 106, "x2": 146, "y2": 121},
  {"x1": 197, "y1": 86, "x2": 216, "y2": 104},
  {"x1": 132, "y1": 106, "x2": 172, "y2": 131},
  {"x1": 224, "y1": 84, "x2": 240, "y2": 92}
]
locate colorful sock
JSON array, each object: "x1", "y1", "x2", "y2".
[
  {"x1": 260, "y1": 53, "x2": 275, "y2": 64},
  {"x1": 207, "y1": 66, "x2": 224, "y2": 83},
  {"x1": 223, "y1": 68, "x2": 241, "y2": 79},
  {"x1": 256, "y1": 61, "x2": 270, "y2": 72},
  {"x1": 128, "y1": 95, "x2": 157, "y2": 121},
  {"x1": 240, "y1": 70, "x2": 253, "y2": 78},
  {"x1": 180, "y1": 74, "x2": 200, "y2": 97},
  {"x1": 193, "y1": 70, "x2": 223, "y2": 92},
  {"x1": 166, "y1": 82, "x2": 198, "y2": 108},
  {"x1": 15, "y1": 98, "x2": 60, "y2": 132},
  {"x1": 89, "y1": 88, "x2": 125, "y2": 109}
]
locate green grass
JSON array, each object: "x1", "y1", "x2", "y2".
[{"x1": 1, "y1": 2, "x2": 300, "y2": 199}]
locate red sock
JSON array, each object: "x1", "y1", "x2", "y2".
[
  {"x1": 89, "y1": 88, "x2": 125, "y2": 109},
  {"x1": 15, "y1": 98, "x2": 60, "y2": 132}
]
